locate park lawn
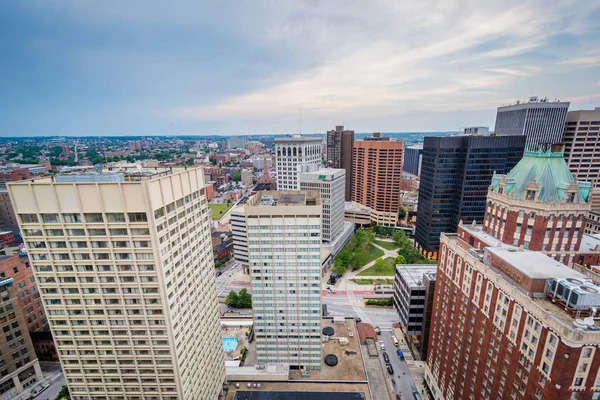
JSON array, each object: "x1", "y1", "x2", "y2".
[
  {"x1": 364, "y1": 244, "x2": 385, "y2": 264},
  {"x1": 374, "y1": 239, "x2": 398, "y2": 250},
  {"x1": 358, "y1": 257, "x2": 396, "y2": 276},
  {"x1": 209, "y1": 203, "x2": 232, "y2": 220}
]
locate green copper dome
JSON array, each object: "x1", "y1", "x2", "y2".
[{"x1": 492, "y1": 148, "x2": 591, "y2": 203}]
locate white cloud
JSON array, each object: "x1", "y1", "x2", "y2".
[{"x1": 169, "y1": 0, "x2": 600, "y2": 132}]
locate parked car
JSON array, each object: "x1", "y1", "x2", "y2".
[
  {"x1": 374, "y1": 326, "x2": 381, "y2": 335},
  {"x1": 355, "y1": 317, "x2": 362, "y2": 323},
  {"x1": 379, "y1": 340, "x2": 386, "y2": 350},
  {"x1": 216, "y1": 271, "x2": 222, "y2": 277},
  {"x1": 386, "y1": 363, "x2": 394, "y2": 374},
  {"x1": 391, "y1": 336, "x2": 399, "y2": 346},
  {"x1": 397, "y1": 349, "x2": 404, "y2": 360},
  {"x1": 382, "y1": 351, "x2": 389, "y2": 363}
]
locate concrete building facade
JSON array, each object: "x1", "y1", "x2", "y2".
[
  {"x1": 299, "y1": 167, "x2": 345, "y2": 243},
  {"x1": 494, "y1": 98, "x2": 570, "y2": 152},
  {"x1": 415, "y1": 135, "x2": 526, "y2": 259},
  {"x1": 586, "y1": 210, "x2": 600, "y2": 235},
  {"x1": 403, "y1": 144, "x2": 423, "y2": 176},
  {"x1": 425, "y1": 232, "x2": 600, "y2": 400},
  {"x1": 275, "y1": 136, "x2": 322, "y2": 191},
  {"x1": 243, "y1": 191, "x2": 323, "y2": 370},
  {"x1": 563, "y1": 109, "x2": 600, "y2": 209},
  {"x1": 352, "y1": 134, "x2": 404, "y2": 226},
  {"x1": 326, "y1": 126, "x2": 354, "y2": 201},
  {"x1": 8, "y1": 167, "x2": 225, "y2": 400}
]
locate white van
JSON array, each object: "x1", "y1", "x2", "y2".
[{"x1": 391, "y1": 336, "x2": 399, "y2": 346}]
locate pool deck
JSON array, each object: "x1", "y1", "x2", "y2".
[{"x1": 222, "y1": 325, "x2": 251, "y2": 361}]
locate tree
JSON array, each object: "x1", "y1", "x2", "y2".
[
  {"x1": 56, "y1": 385, "x2": 71, "y2": 400},
  {"x1": 184, "y1": 158, "x2": 195, "y2": 166},
  {"x1": 232, "y1": 170, "x2": 242, "y2": 182},
  {"x1": 395, "y1": 255, "x2": 407, "y2": 265},
  {"x1": 398, "y1": 207, "x2": 407, "y2": 220},
  {"x1": 225, "y1": 291, "x2": 239, "y2": 307},
  {"x1": 374, "y1": 258, "x2": 387, "y2": 273},
  {"x1": 237, "y1": 288, "x2": 252, "y2": 308}
]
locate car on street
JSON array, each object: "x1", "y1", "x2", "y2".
[
  {"x1": 374, "y1": 326, "x2": 381, "y2": 335},
  {"x1": 382, "y1": 351, "x2": 389, "y2": 363},
  {"x1": 355, "y1": 317, "x2": 362, "y2": 323},
  {"x1": 379, "y1": 340, "x2": 386, "y2": 350},
  {"x1": 391, "y1": 335, "x2": 399, "y2": 346},
  {"x1": 397, "y1": 349, "x2": 404, "y2": 360},
  {"x1": 386, "y1": 363, "x2": 394, "y2": 374},
  {"x1": 216, "y1": 271, "x2": 222, "y2": 277}
]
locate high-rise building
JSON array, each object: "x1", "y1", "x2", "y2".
[
  {"x1": 326, "y1": 126, "x2": 354, "y2": 200},
  {"x1": 227, "y1": 137, "x2": 247, "y2": 150},
  {"x1": 299, "y1": 167, "x2": 345, "y2": 243},
  {"x1": 8, "y1": 167, "x2": 225, "y2": 400},
  {"x1": 563, "y1": 109, "x2": 600, "y2": 209},
  {"x1": 425, "y1": 232, "x2": 600, "y2": 400},
  {"x1": 352, "y1": 133, "x2": 404, "y2": 226},
  {"x1": 494, "y1": 97, "x2": 570, "y2": 152},
  {"x1": 482, "y1": 147, "x2": 592, "y2": 265},
  {"x1": 393, "y1": 264, "x2": 436, "y2": 359},
  {"x1": 0, "y1": 277, "x2": 44, "y2": 397},
  {"x1": 415, "y1": 135, "x2": 526, "y2": 259},
  {"x1": 236, "y1": 191, "x2": 322, "y2": 369},
  {"x1": 403, "y1": 144, "x2": 423, "y2": 176},
  {"x1": 586, "y1": 210, "x2": 600, "y2": 235},
  {"x1": 275, "y1": 136, "x2": 322, "y2": 190}
]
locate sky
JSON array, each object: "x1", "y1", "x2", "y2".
[{"x1": 1, "y1": 0, "x2": 599, "y2": 137}]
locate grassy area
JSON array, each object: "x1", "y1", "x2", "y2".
[
  {"x1": 209, "y1": 203, "x2": 232, "y2": 220},
  {"x1": 365, "y1": 244, "x2": 385, "y2": 264},
  {"x1": 374, "y1": 239, "x2": 398, "y2": 250},
  {"x1": 358, "y1": 257, "x2": 396, "y2": 276},
  {"x1": 350, "y1": 278, "x2": 394, "y2": 285}
]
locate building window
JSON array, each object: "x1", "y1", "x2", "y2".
[{"x1": 20, "y1": 214, "x2": 38, "y2": 224}]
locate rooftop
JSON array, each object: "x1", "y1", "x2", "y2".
[
  {"x1": 579, "y1": 234, "x2": 600, "y2": 253},
  {"x1": 274, "y1": 135, "x2": 322, "y2": 144},
  {"x1": 491, "y1": 148, "x2": 591, "y2": 203},
  {"x1": 247, "y1": 191, "x2": 321, "y2": 208},
  {"x1": 484, "y1": 247, "x2": 588, "y2": 280},
  {"x1": 396, "y1": 265, "x2": 438, "y2": 287}
]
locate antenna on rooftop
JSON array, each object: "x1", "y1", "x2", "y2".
[{"x1": 299, "y1": 108, "x2": 302, "y2": 135}]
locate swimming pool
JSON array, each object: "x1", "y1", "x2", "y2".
[{"x1": 222, "y1": 337, "x2": 238, "y2": 352}]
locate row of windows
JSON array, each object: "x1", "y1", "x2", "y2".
[{"x1": 21, "y1": 213, "x2": 148, "y2": 224}]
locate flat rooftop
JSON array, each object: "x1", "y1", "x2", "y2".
[
  {"x1": 579, "y1": 234, "x2": 600, "y2": 253},
  {"x1": 484, "y1": 247, "x2": 588, "y2": 280},
  {"x1": 460, "y1": 223, "x2": 515, "y2": 249},
  {"x1": 233, "y1": 391, "x2": 366, "y2": 400},
  {"x1": 274, "y1": 135, "x2": 322, "y2": 144},
  {"x1": 278, "y1": 194, "x2": 306, "y2": 205},
  {"x1": 396, "y1": 265, "x2": 437, "y2": 287}
]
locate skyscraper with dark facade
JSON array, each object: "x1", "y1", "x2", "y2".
[
  {"x1": 415, "y1": 135, "x2": 526, "y2": 258},
  {"x1": 326, "y1": 126, "x2": 354, "y2": 200},
  {"x1": 494, "y1": 97, "x2": 569, "y2": 152},
  {"x1": 403, "y1": 144, "x2": 423, "y2": 176}
]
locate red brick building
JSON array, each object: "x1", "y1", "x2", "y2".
[
  {"x1": 0, "y1": 254, "x2": 55, "y2": 360},
  {"x1": 425, "y1": 232, "x2": 600, "y2": 400},
  {"x1": 352, "y1": 133, "x2": 404, "y2": 226}
]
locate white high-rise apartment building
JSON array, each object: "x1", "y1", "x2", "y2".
[
  {"x1": 8, "y1": 167, "x2": 225, "y2": 400},
  {"x1": 298, "y1": 166, "x2": 345, "y2": 242},
  {"x1": 241, "y1": 191, "x2": 323, "y2": 369},
  {"x1": 275, "y1": 136, "x2": 322, "y2": 190}
]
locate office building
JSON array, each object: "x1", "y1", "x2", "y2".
[
  {"x1": 403, "y1": 144, "x2": 423, "y2": 176},
  {"x1": 0, "y1": 277, "x2": 44, "y2": 397},
  {"x1": 352, "y1": 133, "x2": 404, "y2": 226},
  {"x1": 463, "y1": 126, "x2": 489, "y2": 135},
  {"x1": 242, "y1": 191, "x2": 322, "y2": 369},
  {"x1": 415, "y1": 135, "x2": 525, "y2": 259},
  {"x1": 494, "y1": 97, "x2": 570, "y2": 151},
  {"x1": 299, "y1": 167, "x2": 345, "y2": 243},
  {"x1": 9, "y1": 167, "x2": 225, "y2": 400},
  {"x1": 326, "y1": 126, "x2": 354, "y2": 200},
  {"x1": 563, "y1": 109, "x2": 600, "y2": 209},
  {"x1": 586, "y1": 210, "x2": 600, "y2": 235},
  {"x1": 275, "y1": 136, "x2": 322, "y2": 190},
  {"x1": 393, "y1": 264, "x2": 436, "y2": 360},
  {"x1": 231, "y1": 206, "x2": 249, "y2": 270},
  {"x1": 482, "y1": 147, "x2": 591, "y2": 265},
  {"x1": 425, "y1": 232, "x2": 600, "y2": 400},
  {"x1": 227, "y1": 137, "x2": 247, "y2": 150}
]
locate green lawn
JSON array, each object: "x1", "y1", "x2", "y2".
[
  {"x1": 358, "y1": 256, "x2": 396, "y2": 276},
  {"x1": 209, "y1": 203, "x2": 233, "y2": 220},
  {"x1": 374, "y1": 239, "x2": 398, "y2": 250},
  {"x1": 365, "y1": 244, "x2": 385, "y2": 264}
]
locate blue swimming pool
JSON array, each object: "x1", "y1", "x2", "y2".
[{"x1": 222, "y1": 337, "x2": 238, "y2": 352}]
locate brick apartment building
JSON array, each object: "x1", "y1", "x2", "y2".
[
  {"x1": 0, "y1": 254, "x2": 54, "y2": 360},
  {"x1": 352, "y1": 133, "x2": 404, "y2": 226},
  {"x1": 425, "y1": 232, "x2": 600, "y2": 400}
]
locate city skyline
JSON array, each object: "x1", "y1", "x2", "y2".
[{"x1": 1, "y1": 1, "x2": 599, "y2": 136}]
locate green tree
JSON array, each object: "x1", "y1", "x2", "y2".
[
  {"x1": 398, "y1": 207, "x2": 407, "y2": 220},
  {"x1": 373, "y1": 258, "x2": 386, "y2": 273},
  {"x1": 395, "y1": 254, "x2": 407, "y2": 265},
  {"x1": 225, "y1": 290, "x2": 239, "y2": 307},
  {"x1": 232, "y1": 170, "x2": 242, "y2": 181},
  {"x1": 184, "y1": 158, "x2": 195, "y2": 166},
  {"x1": 55, "y1": 385, "x2": 71, "y2": 400},
  {"x1": 237, "y1": 288, "x2": 252, "y2": 308}
]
